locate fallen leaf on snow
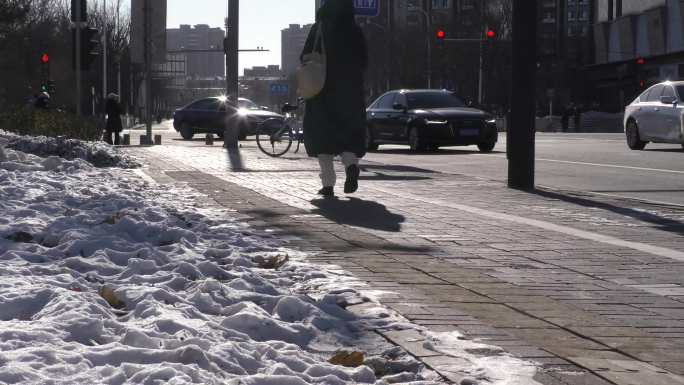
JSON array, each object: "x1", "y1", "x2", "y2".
[
  {"x1": 99, "y1": 286, "x2": 126, "y2": 309},
  {"x1": 328, "y1": 351, "x2": 365, "y2": 367}
]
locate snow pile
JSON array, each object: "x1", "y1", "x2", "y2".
[
  {"x1": 0, "y1": 131, "x2": 140, "y2": 168},
  {"x1": 0, "y1": 145, "x2": 441, "y2": 385}
]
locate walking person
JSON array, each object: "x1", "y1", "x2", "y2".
[
  {"x1": 300, "y1": 0, "x2": 368, "y2": 198},
  {"x1": 104, "y1": 93, "x2": 123, "y2": 145}
]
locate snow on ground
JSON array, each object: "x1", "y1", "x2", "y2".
[
  {"x1": 0, "y1": 131, "x2": 140, "y2": 169},
  {"x1": 0, "y1": 143, "x2": 445, "y2": 385}
]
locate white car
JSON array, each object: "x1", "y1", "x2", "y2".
[{"x1": 624, "y1": 81, "x2": 684, "y2": 150}]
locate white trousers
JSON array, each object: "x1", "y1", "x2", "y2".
[{"x1": 318, "y1": 153, "x2": 359, "y2": 187}]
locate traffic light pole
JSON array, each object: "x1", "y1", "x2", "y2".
[
  {"x1": 144, "y1": 0, "x2": 152, "y2": 144},
  {"x1": 75, "y1": 0, "x2": 82, "y2": 117},
  {"x1": 102, "y1": 0, "x2": 107, "y2": 107},
  {"x1": 224, "y1": 0, "x2": 240, "y2": 149},
  {"x1": 507, "y1": 0, "x2": 537, "y2": 190},
  {"x1": 226, "y1": 0, "x2": 239, "y2": 101}
]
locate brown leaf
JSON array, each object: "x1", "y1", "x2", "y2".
[
  {"x1": 99, "y1": 286, "x2": 125, "y2": 309},
  {"x1": 102, "y1": 212, "x2": 126, "y2": 225},
  {"x1": 328, "y1": 351, "x2": 365, "y2": 367},
  {"x1": 254, "y1": 254, "x2": 289, "y2": 270}
]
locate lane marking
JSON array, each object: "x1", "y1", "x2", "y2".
[
  {"x1": 371, "y1": 186, "x2": 684, "y2": 262},
  {"x1": 474, "y1": 154, "x2": 684, "y2": 175},
  {"x1": 536, "y1": 158, "x2": 684, "y2": 175}
]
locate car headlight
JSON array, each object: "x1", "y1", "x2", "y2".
[{"x1": 486, "y1": 118, "x2": 496, "y2": 124}]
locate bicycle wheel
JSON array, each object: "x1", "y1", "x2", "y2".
[{"x1": 256, "y1": 118, "x2": 293, "y2": 157}]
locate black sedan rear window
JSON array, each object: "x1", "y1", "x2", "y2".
[{"x1": 406, "y1": 93, "x2": 465, "y2": 109}]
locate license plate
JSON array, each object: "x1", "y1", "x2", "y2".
[{"x1": 460, "y1": 128, "x2": 479, "y2": 136}]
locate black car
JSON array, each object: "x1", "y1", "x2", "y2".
[
  {"x1": 366, "y1": 90, "x2": 498, "y2": 152},
  {"x1": 173, "y1": 97, "x2": 283, "y2": 140}
]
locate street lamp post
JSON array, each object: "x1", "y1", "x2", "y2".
[{"x1": 408, "y1": 6, "x2": 432, "y2": 89}]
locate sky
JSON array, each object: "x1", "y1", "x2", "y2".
[{"x1": 166, "y1": 0, "x2": 316, "y2": 75}]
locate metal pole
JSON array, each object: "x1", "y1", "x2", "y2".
[
  {"x1": 224, "y1": 0, "x2": 240, "y2": 149},
  {"x1": 75, "y1": 0, "x2": 82, "y2": 116},
  {"x1": 478, "y1": 39, "x2": 483, "y2": 104},
  {"x1": 144, "y1": 0, "x2": 152, "y2": 144},
  {"x1": 507, "y1": 0, "x2": 537, "y2": 190},
  {"x1": 103, "y1": 0, "x2": 107, "y2": 105},
  {"x1": 226, "y1": 0, "x2": 239, "y2": 101},
  {"x1": 426, "y1": 1, "x2": 431, "y2": 89},
  {"x1": 478, "y1": 0, "x2": 486, "y2": 105}
]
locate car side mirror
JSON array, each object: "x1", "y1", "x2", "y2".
[
  {"x1": 392, "y1": 103, "x2": 407, "y2": 111},
  {"x1": 660, "y1": 95, "x2": 677, "y2": 105},
  {"x1": 261, "y1": 106, "x2": 270, "y2": 111}
]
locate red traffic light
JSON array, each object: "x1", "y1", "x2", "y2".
[
  {"x1": 636, "y1": 57, "x2": 645, "y2": 65},
  {"x1": 486, "y1": 30, "x2": 496, "y2": 38},
  {"x1": 436, "y1": 30, "x2": 446, "y2": 40},
  {"x1": 41, "y1": 53, "x2": 49, "y2": 63}
]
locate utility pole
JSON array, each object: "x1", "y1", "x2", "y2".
[
  {"x1": 507, "y1": 0, "x2": 537, "y2": 190},
  {"x1": 143, "y1": 0, "x2": 152, "y2": 144},
  {"x1": 75, "y1": 0, "x2": 83, "y2": 116}
]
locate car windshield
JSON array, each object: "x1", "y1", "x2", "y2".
[
  {"x1": 406, "y1": 92, "x2": 465, "y2": 109},
  {"x1": 238, "y1": 99, "x2": 260, "y2": 110}
]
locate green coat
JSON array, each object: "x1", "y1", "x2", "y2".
[{"x1": 301, "y1": 0, "x2": 368, "y2": 158}]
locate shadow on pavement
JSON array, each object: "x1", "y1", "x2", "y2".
[
  {"x1": 533, "y1": 188, "x2": 684, "y2": 235},
  {"x1": 371, "y1": 148, "x2": 505, "y2": 156},
  {"x1": 644, "y1": 148, "x2": 684, "y2": 153},
  {"x1": 311, "y1": 197, "x2": 405, "y2": 232}
]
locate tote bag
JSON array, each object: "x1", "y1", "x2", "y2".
[{"x1": 297, "y1": 23, "x2": 326, "y2": 100}]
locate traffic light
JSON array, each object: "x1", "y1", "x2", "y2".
[
  {"x1": 636, "y1": 57, "x2": 646, "y2": 88},
  {"x1": 436, "y1": 29, "x2": 446, "y2": 41},
  {"x1": 40, "y1": 53, "x2": 50, "y2": 93},
  {"x1": 72, "y1": 27, "x2": 100, "y2": 70},
  {"x1": 486, "y1": 29, "x2": 496, "y2": 39}
]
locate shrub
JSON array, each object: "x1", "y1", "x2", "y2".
[{"x1": 0, "y1": 107, "x2": 102, "y2": 141}]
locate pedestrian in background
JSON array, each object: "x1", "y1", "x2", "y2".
[
  {"x1": 104, "y1": 93, "x2": 123, "y2": 145},
  {"x1": 300, "y1": 0, "x2": 368, "y2": 198},
  {"x1": 573, "y1": 103, "x2": 582, "y2": 132}
]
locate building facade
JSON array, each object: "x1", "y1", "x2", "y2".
[
  {"x1": 167, "y1": 24, "x2": 225, "y2": 78},
  {"x1": 589, "y1": 0, "x2": 684, "y2": 111},
  {"x1": 281, "y1": 24, "x2": 313, "y2": 76}
]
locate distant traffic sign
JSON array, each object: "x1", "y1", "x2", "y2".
[
  {"x1": 270, "y1": 83, "x2": 289, "y2": 96},
  {"x1": 320, "y1": 0, "x2": 379, "y2": 17}
]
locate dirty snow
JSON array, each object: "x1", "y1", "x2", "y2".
[
  {"x1": 0, "y1": 131, "x2": 140, "y2": 168},
  {"x1": 0, "y1": 143, "x2": 446, "y2": 384}
]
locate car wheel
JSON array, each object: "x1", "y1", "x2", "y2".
[
  {"x1": 409, "y1": 127, "x2": 424, "y2": 152},
  {"x1": 180, "y1": 123, "x2": 194, "y2": 140},
  {"x1": 477, "y1": 142, "x2": 496, "y2": 153},
  {"x1": 366, "y1": 126, "x2": 379, "y2": 151},
  {"x1": 625, "y1": 120, "x2": 647, "y2": 150}
]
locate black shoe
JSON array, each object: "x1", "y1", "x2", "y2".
[
  {"x1": 318, "y1": 186, "x2": 334, "y2": 198},
  {"x1": 344, "y1": 164, "x2": 360, "y2": 194}
]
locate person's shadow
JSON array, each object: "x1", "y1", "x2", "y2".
[{"x1": 310, "y1": 197, "x2": 405, "y2": 232}]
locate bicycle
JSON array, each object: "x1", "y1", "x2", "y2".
[{"x1": 256, "y1": 103, "x2": 304, "y2": 157}]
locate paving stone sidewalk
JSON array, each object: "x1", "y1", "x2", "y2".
[{"x1": 124, "y1": 138, "x2": 684, "y2": 385}]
